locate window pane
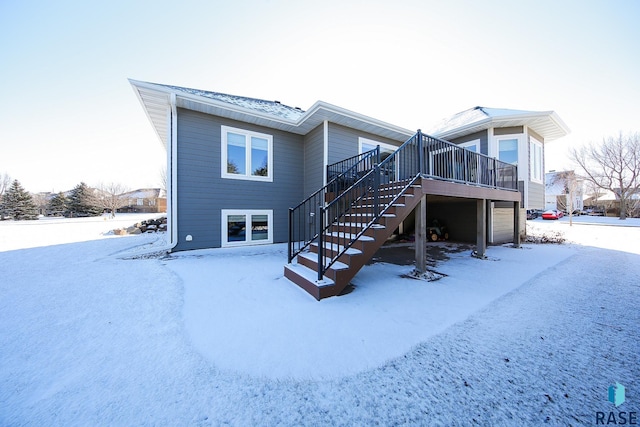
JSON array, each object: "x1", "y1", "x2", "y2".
[
  {"x1": 227, "y1": 214, "x2": 246, "y2": 242},
  {"x1": 251, "y1": 137, "x2": 269, "y2": 176},
  {"x1": 227, "y1": 133, "x2": 246, "y2": 175},
  {"x1": 499, "y1": 139, "x2": 518, "y2": 164},
  {"x1": 251, "y1": 214, "x2": 269, "y2": 241},
  {"x1": 361, "y1": 142, "x2": 375, "y2": 152}
]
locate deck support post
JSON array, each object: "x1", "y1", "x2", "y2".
[
  {"x1": 513, "y1": 200, "x2": 521, "y2": 248},
  {"x1": 476, "y1": 199, "x2": 487, "y2": 258},
  {"x1": 415, "y1": 195, "x2": 427, "y2": 273}
]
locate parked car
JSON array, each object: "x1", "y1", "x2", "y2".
[
  {"x1": 542, "y1": 209, "x2": 564, "y2": 220},
  {"x1": 526, "y1": 209, "x2": 539, "y2": 220}
]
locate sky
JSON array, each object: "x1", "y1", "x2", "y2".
[{"x1": 1, "y1": 0, "x2": 639, "y2": 193}]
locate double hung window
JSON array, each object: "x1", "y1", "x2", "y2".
[{"x1": 221, "y1": 126, "x2": 273, "y2": 181}]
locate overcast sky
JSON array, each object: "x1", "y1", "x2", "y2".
[{"x1": 1, "y1": 0, "x2": 638, "y2": 193}]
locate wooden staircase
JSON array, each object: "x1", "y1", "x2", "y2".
[
  {"x1": 284, "y1": 181, "x2": 423, "y2": 300},
  {"x1": 285, "y1": 129, "x2": 519, "y2": 300}
]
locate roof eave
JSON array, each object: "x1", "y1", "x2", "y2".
[
  {"x1": 130, "y1": 79, "x2": 415, "y2": 143},
  {"x1": 433, "y1": 111, "x2": 570, "y2": 142}
]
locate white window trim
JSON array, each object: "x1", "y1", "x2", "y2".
[
  {"x1": 496, "y1": 137, "x2": 520, "y2": 165},
  {"x1": 221, "y1": 209, "x2": 273, "y2": 247},
  {"x1": 358, "y1": 137, "x2": 400, "y2": 180},
  {"x1": 358, "y1": 137, "x2": 397, "y2": 154},
  {"x1": 490, "y1": 132, "x2": 525, "y2": 181},
  {"x1": 221, "y1": 125, "x2": 273, "y2": 182},
  {"x1": 529, "y1": 137, "x2": 543, "y2": 184},
  {"x1": 459, "y1": 139, "x2": 480, "y2": 152}
]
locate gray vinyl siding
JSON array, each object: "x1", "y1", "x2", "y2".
[
  {"x1": 448, "y1": 130, "x2": 489, "y2": 155},
  {"x1": 491, "y1": 207, "x2": 514, "y2": 244},
  {"x1": 303, "y1": 124, "x2": 324, "y2": 198},
  {"x1": 491, "y1": 204, "x2": 525, "y2": 244},
  {"x1": 174, "y1": 108, "x2": 304, "y2": 251},
  {"x1": 528, "y1": 181, "x2": 545, "y2": 209},
  {"x1": 327, "y1": 123, "x2": 404, "y2": 165}
]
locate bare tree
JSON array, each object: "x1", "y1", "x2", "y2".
[
  {"x1": 159, "y1": 167, "x2": 167, "y2": 192},
  {"x1": 0, "y1": 172, "x2": 10, "y2": 197},
  {"x1": 98, "y1": 182, "x2": 129, "y2": 219},
  {"x1": 31, "y1": 192, "x2": 49, "y2": 216},
  {"x1": 0, "y1": 172, "x2": 12, "y2": 220},
  {"x1": 569, "y1": 132, "x2": 640, "y2": 220}
]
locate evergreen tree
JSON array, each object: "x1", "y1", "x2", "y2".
[
  {"x1": 3, "y1": 180, "x2": 38, "y2": 220},
  {"x1": 48, "y1": 192, "x2": 69, "y2": 217},
  {"x1": 68, "y1": 182, "x2": 103, "y2": 217}
]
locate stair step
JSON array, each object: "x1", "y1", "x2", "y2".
[
  {"x1": 310, "y1": 242, "x2": 362, "y2": 255},
  {"x1": 298, "y1": 252, "x2": 349, "y2": 270},
  {"x1": 336, "y1": 222, "x2": 385, "y2": 229},
  {"x1": 324, "y1": 232, "x2": 374, "y2": 241},
  {"x1": 284, "y1": 263, "x2": 334, "y2": 287},
  {"x1": 344, "y1": 213, "x2": 396, "y2": 218}
]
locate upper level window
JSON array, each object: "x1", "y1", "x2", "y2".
[
  {"x1": 221, "y1": 125, "x2": 273, "y2": 182},
  {"x1": 530, "y1": 137, "x2": 543, "y2": 183},
  {"x1": 498, "y1": 138, "x2": 518, "y2": 165},
  {"x1": 460, "y1": 139, "x2": 480, "y2": 153},
  {"x1": 359, "y1": 137, "x2": 397, "y2": 161}
]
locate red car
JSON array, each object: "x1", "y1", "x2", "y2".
[{"x1": 542, "y1": 209, "x2": 564, "y2": 220}]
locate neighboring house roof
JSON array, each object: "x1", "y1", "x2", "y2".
[
  {"x1": 129, "y1": 79, "x2": 415, "y2": 150},
  {"x1": 121, "y1": 188, "x2": 166, "y2": 200},
  {"x1": 430, "y1": 106, "x2": 570, "y2": 142}
]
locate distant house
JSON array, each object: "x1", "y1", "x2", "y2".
[
  {"x1": 583, "y1": 188, "x2": 640, "y2": 217},
  {"x1": 130, "y1": 80, "x2": 569, "y2": 299},
  {"x1": 117, "y1": 188, "x2": 166, "y2": 214},
  {"x1": 544, "y1": 170, "x2": 584, "y2": 212}
]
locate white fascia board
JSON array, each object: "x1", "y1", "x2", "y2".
[
  {"x1": 435, "y1": 111, "x2": 570, "y2": 142},
  {"x1": 130, "y1": 79, "x2": 416, "y2": 141},
  {"x1": 303, "y1": 100, "x2": 414, "y2": 139},
  {"x1": 129, "y1": 79, "x2": 171, "y2": 150}
]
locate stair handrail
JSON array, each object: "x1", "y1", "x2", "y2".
[
  {"x1": 287, "y1": 147, "x2": 380, "y2": 262},
  {"x1": 317, "y1": 133, "x2": 422, "y2": 279},
  {"x1": 327, "y1": 150, "x2": 379, "y2": 183}
]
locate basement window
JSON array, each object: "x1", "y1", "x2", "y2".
[
  {"x1": 221, "y1": 126, "x2": 273, "y2": 182},
  {"x1": 221, "y1": 209, "x2": 273, "y2": 247}
]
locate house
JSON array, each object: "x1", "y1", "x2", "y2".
[
  {"x1": 130, "y1": 80, "x2": 569, "y2": 299},
  {"x1": 583, "y1": 188, "x2": 640, "y2": 217},
  {"x1": 117, "y1": 188, "x2": 167, "y2": 214},
  {"x1": 544, "y1": 170, "x2": 584, "y2": 213},
  {"x1": 430, "y1": 106, "x2": 570, "y2": 240}
]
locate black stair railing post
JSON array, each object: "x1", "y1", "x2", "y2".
[
  {"x1": 373, "y1": 163, "x2": 379, "y2": 219},
  {"x1": 417, "y1": 130, "x2": 423, "y2": 175},
  {"x1": 317, "y1": 204, "x2": 324, "y2": 281},
  {"x1": 288, "y1": 208, "x2": 293, "y2": 262},
  {"x1": 463, "y1": 148, "x2": 468, "y2": 183}
]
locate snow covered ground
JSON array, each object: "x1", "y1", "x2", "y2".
[{"x1": 1, "y1": 214, "x2": 638, "y2": 425}]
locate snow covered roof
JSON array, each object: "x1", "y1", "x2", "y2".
[
  {"x1": 430, "y1": 106, "x2": 570, "y2": 142},
  {"x1": 121, "y1": 188, "x2": 166, "y2": 199},
  {"x1": 155, "y1": 83, "x2": 305, "y2": 121},
  {"x1": 129, "y1": 79, "x2": 414, "y2": 150}
]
